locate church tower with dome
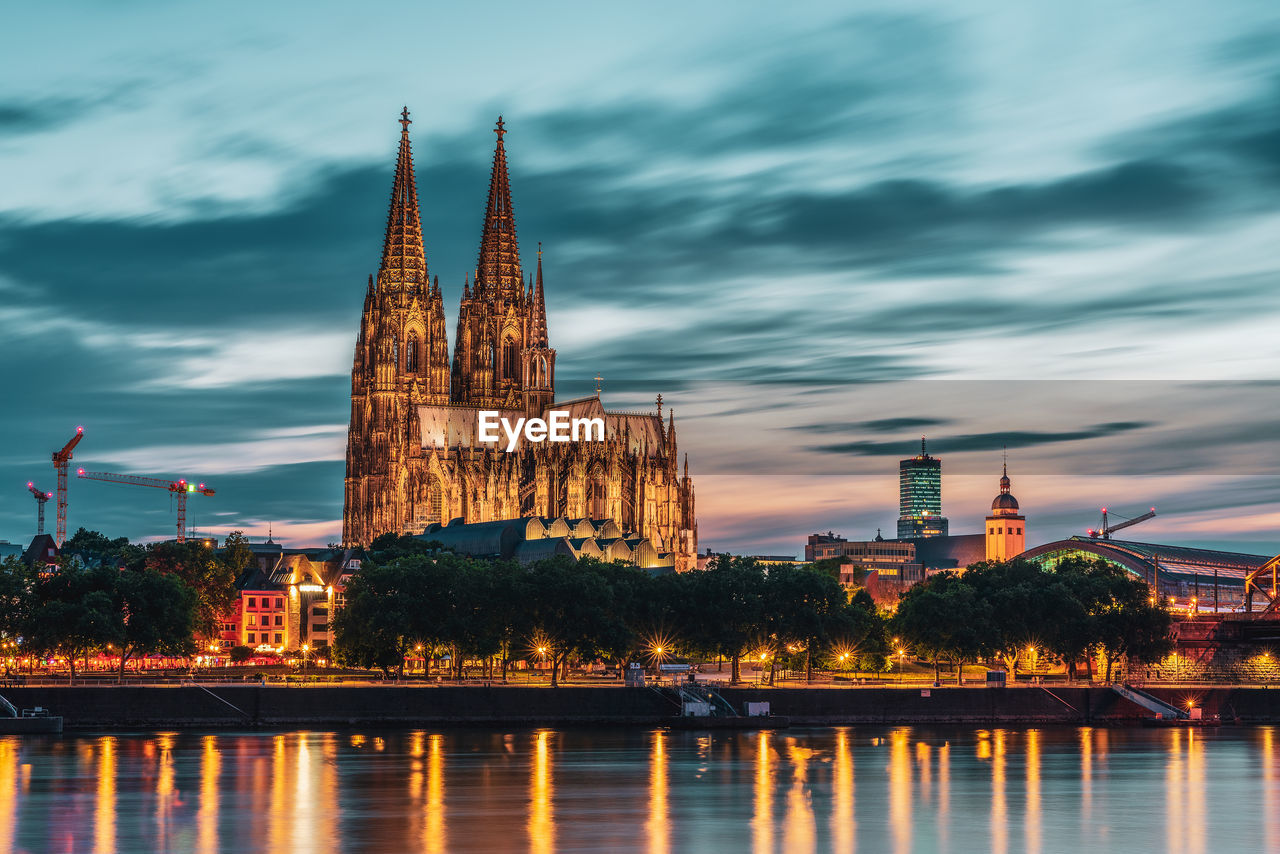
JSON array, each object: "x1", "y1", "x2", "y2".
[{"x1": 985, "y1": 461, "x2": 1025, "y2": 561}]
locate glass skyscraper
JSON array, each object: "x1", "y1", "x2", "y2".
[{"x1": 897, "y1": 438, "x2": 949, "y2": 539}]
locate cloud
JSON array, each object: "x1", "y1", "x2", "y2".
[
  {"x1": 815, "y1": 422, "x2": 1153, "y2": 457},
  {"x1": 0, "y1": 81, "x2": 148, "y2": 138}
]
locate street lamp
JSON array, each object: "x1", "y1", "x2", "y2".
[
  {"x1": 301, "y1": 643, "x2": 310, "y2": 671},
  {"x1": 897, "y1": 648, "x2": 905, "y2": 683}
]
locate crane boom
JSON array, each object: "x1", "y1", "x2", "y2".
[
  {"x1": 1088, "y1": 506, "x2": 1157, "y2": 539},
  {"x1": 50, "y1": 426, "x2": 84, "y2": 546},
  {"x1": 27, "y1": 482, "x2": 52, "y2": 537},
  {"x1": 76, "y1": 469, "x2": 214, "y2": 543}
]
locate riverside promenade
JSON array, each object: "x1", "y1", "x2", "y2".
[{"x1": 6, "y1": 683, "x2": 1280, "y2": 728}]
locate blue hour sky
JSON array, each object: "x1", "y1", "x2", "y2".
[{"x1": 1, "y1": 1, "x2": 1278, "y2": 555}]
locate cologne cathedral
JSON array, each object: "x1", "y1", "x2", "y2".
[{"x1": 342, "y1": 110, "x2": 697, "y2": 569}]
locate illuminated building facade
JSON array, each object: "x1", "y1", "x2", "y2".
[
  {"x1": 897, "y1": 438, "x2": 948, "y2": 539},
  {"x1": 342, "y1": 112, "x2": 697, "y2": 569}
]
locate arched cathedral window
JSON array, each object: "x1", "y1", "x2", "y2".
[
  {"x1": 502, "y1": 337, "x2": 519, "y2": 383},
  {"x1": 405, "y1": 336, "x2": 420, "y2": 373}
]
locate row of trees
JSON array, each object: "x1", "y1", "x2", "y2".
[
  {"x1": 334, "y1": 536, "x2": 887, "y2": 683},
  {"x1": 338, "y1": 538, "x2": 1174, "y2": 685},
  {"x1": 0, "y1": 528, "x2": 252, "y2": 678},
  {"x1": 892, "y1": 556, "x2": 1173, "y2": 683}
]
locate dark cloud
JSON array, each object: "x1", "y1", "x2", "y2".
[
  {"x1": 0, "y1": 82, "x2": 148, "y2": 138},
  {"x1": 791, "y1": 417, "x2": 951, "y2": 435},
  {"x1": 816, "y1": 422, "x2": 1152, "y2": 457}
]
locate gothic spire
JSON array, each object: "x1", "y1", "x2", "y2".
[
  {"x1": 474, "y1": 116, "x2": 521, "y2": 294},
  {"x1": 529, "y1": 243, "x2": 549, "y2": 348},
  {"x1": 379, "y1": 107, "x2": 427, "y2": 288}
]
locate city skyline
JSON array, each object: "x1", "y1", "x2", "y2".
[{"x1": 2, "y1": 1, "x2": 1279, "y2": 556}]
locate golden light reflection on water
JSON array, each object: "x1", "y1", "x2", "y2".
[
  {"x1": 270, "y1": 734, "x2": 288, "y2": 854},
  {"x1": 0, "y1": 740, "x2": 15, "y2": 853},
  {"x1": 426, "y1": 734, "x2": 446, "y2": 854},
  {"x1": 889, "y1": 728, "x2": 911, "y2": 854},
  {"x1": 155, "y1": 733, "x2": 176, "y2": 851},
  {"x1": 1026, "y1": 729, "x2": 1041, "y2": 854},
  {"x1": 530, "y1": 730, "x2": 554, "y2": 854},
  {"x1": 15, "y1": 724, "x2": 1280, "y2": 852},
  {"x1": 990, "y1": 730, "x2": 1007, "y2": 854},
  {"x1": 95, "y1": 736, "x2": 116, "y2": 854},
  {"x1": 752, "y1": 731, "x2": 773, "y2": 854},
  {"x1": 783, "y1": 742, "x2": 815, "y2": 853},
  {"x1": 937, "y1": 740, "x2": 950, "y2": 851},
  {"x1": 198, "y1": 735, "x2": 219, "y2": 854},
  {"x1": 1264, "y1": 728, "x2": 1278, "y2": 853},
  {"x1": 1186, "y1": 730, "x2": 1206, "y2": 854},
  {"x1": 647, "y1": 730, "x2": 668, "y2": 854},
  {"x1": 832, "y1": 729, "x2": 855, "y2": 854},
  {"x1": 1080, "y1": 727, "x2": 1093, "y2": 825}
]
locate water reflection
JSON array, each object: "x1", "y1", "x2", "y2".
[
  {"x1": 784, "y1": 741, "x2": 815, "y2": 852},
  {"x1": 1, "y1": 725, "x2": 1274, "y2": 852},
  {"x1": 889, "y1": 728, "x2": 911, "y2": 854},
  {"x1": 648, "y1": 730, "x2": 668, "y2": 854},
  {"x1": 95, "y1": 736, "x2": 115, "y2": 854},
  {"x1": 832, "y1": 728, "x2": 854, "y2": 854},
  {"x1": 0, "y1": 739, "x2": 15, "y2": 853},
  {"x1": 752, "y1": 730, "x2": 773, "y2": 854},
  {"x1": 530, "y1": 729, "x2": 554, "y2": 854},
  {"x1": 198, "y1": 735, "x2": 219, "y2": 854}
]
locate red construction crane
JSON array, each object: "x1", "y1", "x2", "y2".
[
  {"x1": 1087, "y1": 506, "x2": 1157, "y2": 540},
  {"x1": 27, "y1": 482, "x2": 52, "y2": 537},
  {"x1": 75, "y1": 470, "x2": 215, "y2": 543},
  {"x1": 51, "y1": 427, "x2": 84, "y2": 545}
]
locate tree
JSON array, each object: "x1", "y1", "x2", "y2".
[
  {"x1": 221, "y1": 531, "x2": 254, "y2": 576},
  {"x1": 678, "y1": 556, "x2": 768, "y2": 683},
  {"x1": 892, "y1": 572, "x2": 989, "y2": 684},
  {"x1": 332, "y1": 560, "x2": 418, "y2": 677},
  {"x1": 114, "y1": 569, "x2": 197, "y2": 681},
  {"x1": 765, "y1": 564, "x2": 850, "y2": 682},
  {"x1": 964, "y1": 559, "x2": 1076, "y2": 679},
  {"x1": 24, "y1": 566, "x2": 121, "y2": 678},
  {"x1": 525, "y1": 557, "x2": 622, "y2": 687},
  {"x1": 1087, "y1": 561, "x2": 1173, "y2": 682},
  {"x1": 0, "y1": 558, "x2": 36, "y2": 671},
  {"x1": 145, "y1": 541, "x2": 238, "y2": 639}
]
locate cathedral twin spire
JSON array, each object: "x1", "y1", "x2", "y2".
[
  {"x1": 474, "y1": 117, "x2": 523, "y2": 295},
  {"x1": 380, "y1": 107, "x2": 428, "y2": 289},
  {"x1": 366, "y1": 108, "x2": 553, "y2": 412}
]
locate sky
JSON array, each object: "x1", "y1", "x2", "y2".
[{"x1": 1, "y1": 0, "x2": 1278, "y2": 556}]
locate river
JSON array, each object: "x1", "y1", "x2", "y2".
[{"x1": 0, "y1": 725, "x2": 1273, "y2": 852}]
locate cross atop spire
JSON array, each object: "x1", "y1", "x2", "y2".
[{"x1": 495, "y1": 115, "x2": 505, "y2": 139}]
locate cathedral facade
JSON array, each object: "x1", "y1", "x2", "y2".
[{"x1": 343, "y1": 111, "x2": 697, "y2": 570}]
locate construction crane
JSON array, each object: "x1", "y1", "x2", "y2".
[
  {"x1": 75, "y1": 470, "x2": 215, "y2": 543},
  {"x1": 27, "y1": 482, "x2": 52, "y2": 537},
  {"x1": 51, "y1": 427, "x2": 84, "y2": 546},
  {"x1": 1087, "y1": 506, "x2": 1157, "y2": 540}
]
